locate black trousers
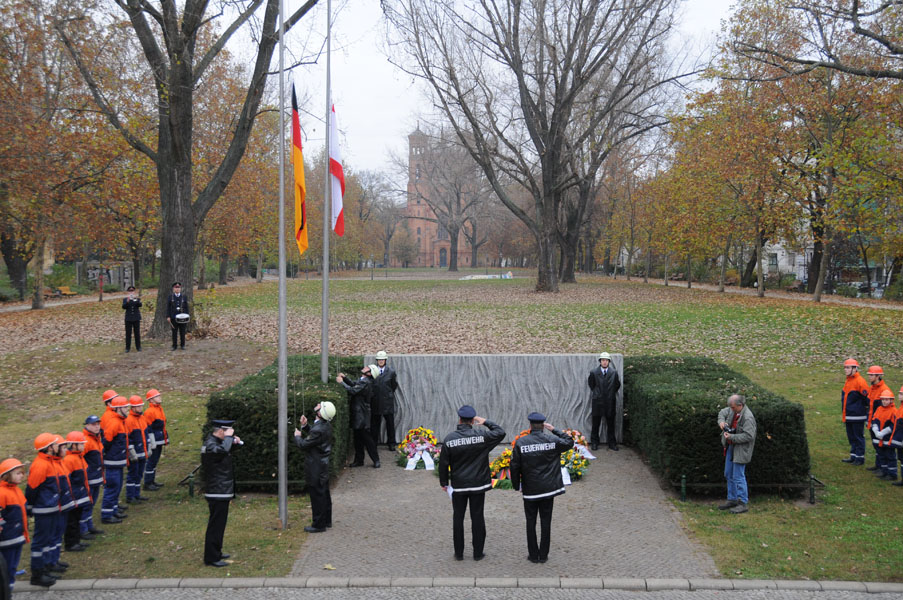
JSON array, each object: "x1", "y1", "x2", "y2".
[
  {"x1": 370, "y1": 413, "x2": 396, "y2": 446},
  {"x1": 307, "y1": 476, "x2": 332, "y2": 529},
  {"x1": 204, "y1": 499, "x2": 230, "y2": 564},
  {"x1": 524, "y1": 497, "x2": 554, "y2": 560},
  {"x1": 125, "y1": 321, "x2": 141, "y2": 351},
  {"x1": 591, "y1": 412, "x2": 616, "y2": 446},
  {"x1": 171, "y1": 322, "x2": 187, "y2": 348},
  {"x1": 352, "y1": 428, "x2": 379, "y2": 464},
  {"x1": 64, "y1": 508, "x2": 81, "y2": 548},
  {"x1": 451, "y1": 491, "x2": 486, "y2": 558}
]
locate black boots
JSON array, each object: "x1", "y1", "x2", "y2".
[{"x1": 30, "y1": 568, "x2": 57, "y2": 587}]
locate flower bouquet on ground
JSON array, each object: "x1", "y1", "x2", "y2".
[
  {"x1": 561, "y1": 448, "x2": 589, "y2": 480},
  {"x1": 396, "y1": 427, "x2": 440, "y2": 470},
  {"x1": 564, "y1": 428, "x2": 596, "y2": 460},
  {"x1": 490, "y1": 448, "x2": 514, "y2": 489}
]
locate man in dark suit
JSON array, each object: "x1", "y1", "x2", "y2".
[
  {"x1": 165, "y1": 282, "x2": 190, "y2": 350},
  {"x1": 588, "y1": 351, "x2": 621, "y2": 451},
  {"x1": 122, "y1": 285, "x2": 142, "y2": 352},
  {"x1": 201, "y1": 419, "x2": 241, "y2": 567},
  {"x1": 372, "y1": 350, "x2": 399, "y2": 449}
]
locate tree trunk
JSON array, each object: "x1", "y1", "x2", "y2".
[
  {"x1": 237, "y1": 254, "x2": 250, "y2": 277},
  {"x1": 741, "y1": 249, "x2": 758, "y2": 287},
  {"x1": 718, "y1": 232, "x2": 732, "y2": 292},
  {"x1": 686, "y1": 253, "x2": 692, "y2": 289},
  {"x1": 813, "y1": 238, "x2": 830, "y2": 302},
  {"x1": 535, "y1": 227, "x2": 559, "y2": 292},
  {"x1": 0, "y1": 231, "x2": 29, "y2": 301},
  {"x1": 448, "y1": 228, "x2": 459, "y2": 271},
  {"x1": 219, "y1": 251, "x2": 229, "y2": 285},
  {"x1": 31, "y1": 233, "x2": 45, "y2": 309},
  {"x1": 663, "y1": 253, "x2": 670, "y2": 286},
  {"x1": 197, "y1": 238, "x2": 207, "y2": 290},
  {"x1": 132, "y1": 250, "x2": 141, "y2": 296},
  {"x1": 626, "y1": 243, "x2": 634, "y2": 281},
  {"x1": 256, "y1": 243, "x2": 264, "y2": 283},
  {"x1": 755, "y1": 222, "x2": 765, "y2": 298}
]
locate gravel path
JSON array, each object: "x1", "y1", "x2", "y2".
[{"x1": 289, "y1": 445, "x2": 717, "y2": 578}]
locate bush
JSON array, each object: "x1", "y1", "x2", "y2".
[
  {"x1": 0, "y1": 287, "x2": 18, "y2": 302},
  {"x1": 623, "y1": 356, "x2": 810, "y2": 494},
  {"x1": 883, "y1": 279, "x2": 903, "y2": 301},
  {"x1": 205, "y1": 354, "x2": 363, "y2": 493},
  {"x1": 835, "y1": 283, "x2": 858, "y2": 298}
]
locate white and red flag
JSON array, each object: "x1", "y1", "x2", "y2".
[{"x1": 328, "y1": 103, "x2": 345, "y2": 236}]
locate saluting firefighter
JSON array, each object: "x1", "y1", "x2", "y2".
[
  {"x1": 865, "y1": 366, "x2": 893, "y2": 472},
  {"x1": 124, "y1": 396, "x2": 149, "y2": 503},
  {"x1": 841, "y1": 358, "x2": 870, "y2": 465},
  {"x1": 143, "y1": 389, "x2": 168, "y2": 491},
  {"x1": 438, "y1": 405, "x2": 505, "y2": 561},
  {"x1": 509, "y1": 412, "x2": 574, "y2": 564},
  {"x1": 587, "y1": 351, "x2": 621, "y2": 451},
  {"x1": 166, "y1": 281, "x2": 190, "y2": 351},
  {"x1": 372, "y1": 351, "x2": 399, "y2": 450},
  {"x1": 201, "y1": 419, "x2": 242, "y2": 567},
  {"x1": 294, "y1": 402, "x2": 336, "y2": 533}
]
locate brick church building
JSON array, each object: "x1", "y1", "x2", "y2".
[{"x1": 396, "y1": 128, "x2": 474, "y2": 268}]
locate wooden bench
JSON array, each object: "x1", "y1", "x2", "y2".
[
  {"x1": 57, "y1": 286, "x2": 77, "y2": 297},
  {"x1": 43, "y1": 288, "x2": 61, "y2": 300}
]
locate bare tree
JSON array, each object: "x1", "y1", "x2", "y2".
[
  {"x1": 733, "y1": 0, "x2": 903, "y2": 80},
  {"x1": 54, "y1": 0, "x2": 318, "y2": 335},
  {"x1": 384, "y1": 0, "x2": 687, "y2": 290}
]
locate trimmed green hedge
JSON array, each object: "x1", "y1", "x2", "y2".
[
  {"x1": 205, "y1": 354, "x2": 362, "y2": 492},
  {"x1": 623, "y1": 356, "x2": 810, "y2": 492}
]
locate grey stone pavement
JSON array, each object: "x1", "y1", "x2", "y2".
[{"x1": 290, "y1": 445, "x2": 716, "y2": 578}]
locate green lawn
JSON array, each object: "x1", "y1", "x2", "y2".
[{"x1": 1, "y1": 276, "x2": 902, "y2": 580}]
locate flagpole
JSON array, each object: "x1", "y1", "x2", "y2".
[
  {"x1": 276, "y1": 0, "x2": 289, "y2": 528},
  {"x1": 320, "y1": 0, "x2": 332, "y2": 383}
]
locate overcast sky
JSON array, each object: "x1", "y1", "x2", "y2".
[{"x1": 287, "y1": 0, "x2": 736, "y2": 176}]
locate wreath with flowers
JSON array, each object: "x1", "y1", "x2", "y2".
[
  {"x1": 561, "y1": 448, "x2": 589, "y2": 480},
  {"x1": 395, "y1": 427, "x2": 441, "y2": 469},
  {"x1": 489, "y1": 427, "x2": 592, "y2": 488},
  {"x1": 489, "y1": 448, "x2": 514, "y2": 489}
]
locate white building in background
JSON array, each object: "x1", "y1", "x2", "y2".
[{"x1": 762, "y1": 243, "x2": 811, "y2": 281}]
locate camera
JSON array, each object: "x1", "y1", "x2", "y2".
[{"x1": 723, "y1": 426, "x2": 737, "y2": 435}]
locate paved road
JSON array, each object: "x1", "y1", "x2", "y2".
[
  {"x1": 14, "y1": 586, "x2": 902, "y2": 599},
  {"x1": 290, "y1": 445, "x2": 716, "y2": 578}
]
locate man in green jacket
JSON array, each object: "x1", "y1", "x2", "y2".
[{"x1": 718, "y1": 394, "x2": 756, "y2": 514}]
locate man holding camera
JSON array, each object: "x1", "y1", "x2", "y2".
[
  {"x1": 201, "y1": 419, "x2": 241, "y2": 567},
  {"x1": 718, "y1": 394, "x2": 756, "y2": 514},
  {"x1": 294, "y1": 402, "x2": 336, "y2": 533}
]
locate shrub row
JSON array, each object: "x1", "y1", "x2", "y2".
[
  {"x1": 204, "y1": 354, "x2": 362, "y2": 492},
  {"x1": 623, "y1": 356, "x2": 810, "y2": 492}
]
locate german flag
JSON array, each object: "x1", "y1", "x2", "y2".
[{"x1": 291, "y1": 84, "x2": 308, "y2": 256}]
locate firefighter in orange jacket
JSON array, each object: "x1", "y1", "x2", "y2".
[
  {"x1": 1, "y1": 458, "x2": 29, "y2": 592},
  {"x1": 124, "y1": 396, "x2": 149, "y2": 503},
  {"x1": 871, "y1": 389, "x2": 897, "y2": 481},
  {"x1": 61, "y1": 432, "x2": 91, "y2": 552},
  {"x1": 865, "y1": 366, "x2": 893, "y2": 471},
  {"x1": 101, "y1": 397, "x2": 130, "y2": 523},
  {"x1": 81, "y1": 416, "x2": 104, "y2": 538},
  {"x1": 24, "y1": 434, "x2": 62, "y2": 587},
  {"x1": 143, "y1": 389, "x2": 168, "y2": 491},
  {"x1": 890, "y1": 386, "x2": 903, "y2": 488},
  {"x1": 841, "y1": 358, "x2": 869, "y2": 465}
]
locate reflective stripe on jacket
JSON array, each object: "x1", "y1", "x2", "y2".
[
  {"x1": 871, "y1": 404, "x2": 897, "y2": 448},
  {"x1": 842, "y1": 374, "x2": 870, "y2": 422},
  {"x1": 62, "y1": 451, "x2": 93, "y2": 506},
  {"x1": 83, "y1": 429, "x2": 105, "y2": 485},
  {"x1": 24, "y1": 453, "x2": 60, "y2": 515},
  {"x1": 510, "y1": 428, "x2": 574, "y2": 500},
  {"x1": 439, "y1": 421, "x2": 506, "y2": 493},
  {"x1": 103, "y1": 415, "x2": 129, "y2": 467},
  {"x1": 0, "y1": 480, "x2": 29, "y2": 545}
]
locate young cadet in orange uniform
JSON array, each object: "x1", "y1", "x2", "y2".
[
  {"x1": 99, "y1": 389, "x2": 123, "y2": 434},
  {"x1": 101, "y1": 397, "x2": 130, "y2": 523},
  {"x1": 870, "y1": 389, "x2": 897, "y2": 481},
  {"x1": 81, "y1": 416, "x2": 104, "y2": 538},
  {"x1": 0, "y1": 459, "x2": 29, "y2": 592},
  {"x1": 890, "y1": 386, "x2": 903, "y2": 488},
  {"x1": 47, "y1": 436, "x2": 74, "y2": 575},
  {"x1": 24, "y1": 434, "x2": 61, "y2": 587},
  {"x1": 143, "y1": 389, "x2": 168, "y2": 491},
  {"x1": 61, "y1": 433, "x2": 91, "y2": 552},
  {"x1": 865, "y1": 366, "x2": 893, "y2": 471},
  {"x1": 124, "y1": 396, "x2": 149, "y2": 503},
  {"x1": 840, "y1": 359, "x2": 870, "y2": 465}
]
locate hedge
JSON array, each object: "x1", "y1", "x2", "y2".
[
  {"x1": 204, "y1": 354, "x2": 363, "y2": 492},
  {"x1": 623, "y1": 356, "x2": 810, "y2": 493}
]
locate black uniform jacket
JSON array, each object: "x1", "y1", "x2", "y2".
[
  {"x1": 201, "y1": 434, "x2": 235, "y2": 500},
  {"x1": 588, "y1": 366, "x2": 621, "y2": 417},
  {"x1": 372, "y1": 366, "x2": 398, "y2": 415},
  {"x1": 340, "y1": 375, "x2": 372, "y2": 429},
  {"x1": 166, "y1": 293, "x2": 190, "y2": 320},
  {"x1": 439, "y1": 421, "x2": 505, "y2": 493},
  {"x1": 294, "y1": 418, "x2": 333, "y2": 486},
  {"x1": 510, "y1": 428, "x2": 574, "y2": 500},
  {"x1": 122, "y1": 297, "x2": 142, "y2": 321}
]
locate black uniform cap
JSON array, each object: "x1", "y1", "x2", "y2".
[
  {"x1": 527, "y1": 412, "x2": 546, "y2": 423},
  {"x1": 457, "y1": 405, "x2": 476, "y2": 419},
  {"x1": 211, "y1": 419, "x2": 235, "y2": 428}
]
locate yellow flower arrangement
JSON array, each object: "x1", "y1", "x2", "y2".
[{"x1": 560, "y1": 448, "x2": 589, "y2": 480}]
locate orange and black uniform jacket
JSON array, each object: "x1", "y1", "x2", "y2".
[
  {"x1": 872, "y1": 403, "x2": 898, "y2": 448},
  {"x1": 0, "y1": 479, "x2": 29, "y2": 548},
  {"x1": 83, "y1": 428, "x2": 105, "y2": 486},
  {"x1": 842, "y1": 373, "x2": 870, "y2": 422},
  {"x1": 125, "y1": 412, "x2": 148, "y2": 460},
  {"x1": 24, "y1": 452, "x2": 60, "y2": 515},
  {"x1": 890, "y1": 404, "x2": 903, "y2": 449},
  {"x1": 51, "y1": 454, "x2": 75, "y2": 512},
  {"x1": 103, "y1": 413, "x2": 129, "y2": 468},
  {"x1": 144, "y1": 403, "x2": 168, "y2": 447},
  {"x1": 62, "y1": 450, "x2": 93, "y2": 507},
  {"x1": 868, "y1": 380, "x2": 892, "y2": 422}
]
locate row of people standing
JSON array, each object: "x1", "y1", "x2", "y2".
[
  {"x1": 840, "y1": 360, "x2": 903, "y2": 482},
  {"x1": 121, "y1": 282, "x2": 192, "y2": 353},
  {"x1": 0, "y1": 389, "x2": 168, "y2": 590}
]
